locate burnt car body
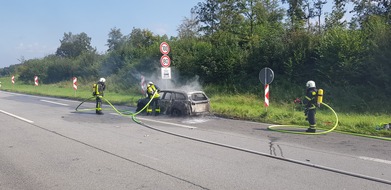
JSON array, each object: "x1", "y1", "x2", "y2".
[{"x1": 136, "y1": 90, "x2": 210, "y2": 116}]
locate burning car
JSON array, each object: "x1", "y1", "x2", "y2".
[{"x1": 136, "y1": 90, "x2": 210, "y2": 116}]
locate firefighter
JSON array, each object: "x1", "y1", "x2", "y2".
[
  {"x1": 93, "y1": 78, "x2": 106, "y2": 115},
  {"x1": 146, "y1": 81, "x2": 160, "y2": 116},
  {"x1": 303, "y1": 80, "x2": 319, "y2": 133}
]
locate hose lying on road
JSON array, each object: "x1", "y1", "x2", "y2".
[
  {"x1": 74, "y1": 97, "x2": 391, "y2": 185},
  {"x1": 75, "y1": 93, "x2": 156, "y2": 124},
  {"x1": 267, "y1": 103, "x2": 391, "y2": 141},
  {"x1": 75, "y1": 96, "x2": 391, "y2": 141},
  {"x1": 267, "y1": 102, "x2": 339, "y2": 135}
]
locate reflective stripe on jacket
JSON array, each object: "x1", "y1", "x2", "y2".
[
  {"x1": 147, "y1": 84, "x2": 160, "y2": 99},
  {"x1": 93, "y1": 82, "x2": 105, "y2": 96},
  {"x1": 304, "y1": 88, "x2": 317, "y2": 110}
]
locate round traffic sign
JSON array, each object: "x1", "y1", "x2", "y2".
[
  {"x1": 160, "y1": 55, "x2": 171, "y2": 67},
  {"x1": 259, "y1": 67, "x2": 274, "y2": 85},
  {"x1": 160, "y1": 42, "x2": 170, "y2": 55}
]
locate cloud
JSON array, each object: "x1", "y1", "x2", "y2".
[{"x1": 15, "y1": 42, "x2": 55, "y2": 54}]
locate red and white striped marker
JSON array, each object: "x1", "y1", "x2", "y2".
[
  {"x1": 72, "y1": 77, "x2": 77, "y2": 90},
  {"x1": 264, "y1": 84, "x2": 269, "y2": 107},
  {"x1": 34, "y1": 76, "x2": 39, "y2": 86},
  {"x1": 11, "y1": 75, "x2": 15, "y2": 84}
]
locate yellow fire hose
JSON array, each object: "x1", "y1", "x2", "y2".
[
  {"x1": 268, "y1": 102, "x2": 391, "y2": 141},
  {"x1": 75, "y1": 92, "x2": 157, "y2": 124},
  {"x1": 75, "y1": 95, "x2": 391, "y2": 141},
  {"x1": 268, "y1": 102, "x2": 339, "y2": 135}
]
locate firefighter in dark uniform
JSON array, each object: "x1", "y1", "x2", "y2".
[
  {"x1": 146, "y1": 81, "x2": 160, "y2": 116},
  {"x1": 93, "y1": 78, "x2": 106, "y2": 115},
  {"x1": 303, "y1": 80, "x2": 318, "y2": 132}
]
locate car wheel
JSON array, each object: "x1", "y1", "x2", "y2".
[{"x1": 171, "y1": 108, "x2": 182, "y2": 117}]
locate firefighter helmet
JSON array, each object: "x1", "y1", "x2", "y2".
[{"x1": 306, "y1": 80, "x2": 316, "y2": 88}]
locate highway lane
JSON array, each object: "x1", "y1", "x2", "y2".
[{"x1": 0, "y1": 91, "x2": 390, "y2": 189}]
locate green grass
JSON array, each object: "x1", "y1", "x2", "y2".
[
  {"x1": 208, "y1": 93, "x2": 391, "y2": 138},
  {"x1": 1, "y1": 77, "x2": 390, "y2": 138}
]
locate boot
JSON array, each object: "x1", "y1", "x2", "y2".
[{"x1": 306, "y1": 128, "x2": 316, "y2": 133}]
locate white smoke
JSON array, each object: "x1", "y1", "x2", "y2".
[{"x1": 143, "y1": 67, "x2": 203, "y2": 92}]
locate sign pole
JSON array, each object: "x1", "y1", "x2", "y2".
[{"x1": 259, "y1": 67, "x2": 274, "y2": 111}]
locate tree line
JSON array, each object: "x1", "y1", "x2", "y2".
[{"x1": 1, "y1": 0, "x2": 390, "y2": 112}]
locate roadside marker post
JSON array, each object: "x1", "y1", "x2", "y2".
[
  {"x1": 34, "y1": 76, "x2": 39, "y2": 86},
  {"x1": 259, "y1": 67, "x2": 274, "y2": 110},
  {"x1": 72, "y1": 77, "x2": 77, "y2": 96}
]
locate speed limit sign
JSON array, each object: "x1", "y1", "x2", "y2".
[
  {"x1": 160, "y1": 55, "x2": 171, "y2": 67},
  {"x1": 160, "y1": 42, "x2": 170, "y2": 55}
]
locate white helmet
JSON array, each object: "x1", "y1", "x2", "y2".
[
  {"x1": 148, "y1": 81, "x2": 153, "y2": 85},
  {"x1": 99, "y1": 78, "x2": 106, "y2": 83},
  {"x1": 306, "y1": 80, "x2": 316, "y2": 88}
]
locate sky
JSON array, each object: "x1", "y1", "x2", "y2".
[
  {"x1": 0, "y1": 0, "x2": 201, "y2": 68},
  {"x1": 0, "y1": 0, "x2": 353, "y2": 69}
]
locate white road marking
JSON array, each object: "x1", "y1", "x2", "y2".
[
  {"x1": 1, "y1": 91, "x2": 80, "y2": 103},
  {"x1": 1, "y1": 91, "x2": 21, "y2": 96},
  {"x1": 359, "y1": 156, "x2": 391, "y2": 165},
  {"x1": 40, "y1": 100, "x2": 69, "y2": 106},
  {"x1": 138, "y1": 117, "x2": 197, "y2": 129},
  {"x1": 110, "y1": 113, "x2": 197, "y2": 129},
  {"x1": 139, "y1": 153, "x2": 160, "y2": 161},
  {"x1": 0, "y1": 110, "x2": 34, "y2": 123}
]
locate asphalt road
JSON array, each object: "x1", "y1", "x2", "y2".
[{"x1": 1, "y1": 90, "x2": 390, "y2": 190}]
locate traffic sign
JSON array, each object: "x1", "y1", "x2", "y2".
[
  {"x1": 161, "y1": 67, "x2": 171, "y2": 79},
  {"x1": 34, "y1": 76, "x2": 39, "y2": 86},
  {"x1": 160, "y1": 42, "x2": 170, "y2": 55},
  {"x1": 73, "y1": 77, "x2": 77, "y2": 90},
  {"x1": 11, "y1": 75, "x2": 15, "y2": 84},
  {"x1": 265, "y1": 84, "x2": 269, "y2": 107},
  {"x1": 160, "y1": 55, "x2": 171, "y2": 67},
  {"x1": 259, "y1": 67, "x2": 274, "y2": 85}
]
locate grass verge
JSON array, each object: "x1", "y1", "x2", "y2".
[{"x1": 0, "y1": 77, "x2": 390, "y2": 138}]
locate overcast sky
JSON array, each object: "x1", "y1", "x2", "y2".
[{"x1": 0, "y1": 0, "x2": 201, "y2": 68}]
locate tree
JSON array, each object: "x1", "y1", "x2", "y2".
[
  {"x1": 303, "y1": 0, "x2": 316, "y2": 32},
  {"x1": 313, "y1": 0, "x2": 327, "y2": 33},
  {"x1": 106, "y1": 27, "x2": 125, "y2": 52},
  {"x1": 350, "y1": 0, "x2": 391, "y2": 26},
  {"x1": 177, "y1": 13, "x2": 201, "y2": 39},
  {"x1": 325, "y1": 0, "x2": 347, "y2": 28},
  {"x1": 56, "y1": 32, "x2": 94, "y2": 58},
  {"x1": 128, "y1": 28, "x2": 156, "y2": 49},
  {"x1": 283, "y1": 0, "x2": 306, "y2": 30},
  {"x1": 191, "y1": 0, "x2": 220, "y2": 36},
  {"x1": 18, "y1": 59, "x2": 49, "y2": 84},
  {"x1": 361, "y1": 15, "x2": 391, "y2": 94},
  {"x1": 316, "y1": 27, "x2": 367, "y2": 85}
]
